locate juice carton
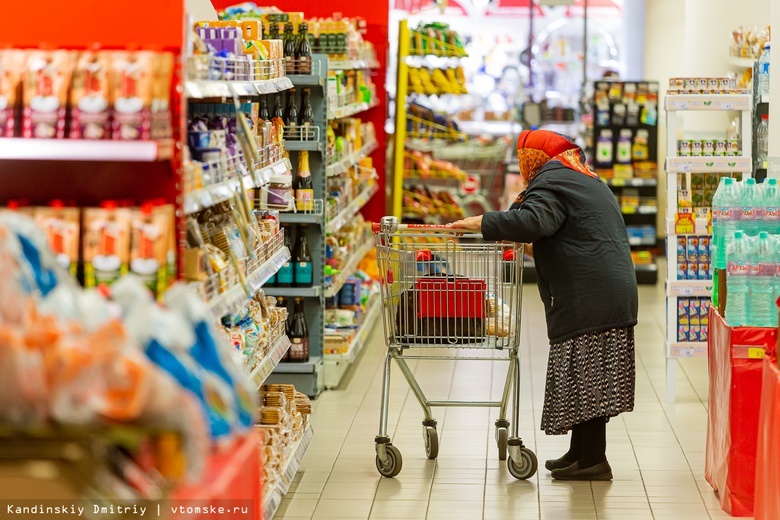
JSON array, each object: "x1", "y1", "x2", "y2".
[
  {"x1": 686, "y1": 236, "x2": 699, "y2": 263},
  {"x1": 677, "y1": 237, "x2": 687, "y2": 262},
  {"x1": 699, "y1": 236, "x2": 711, "y2": 261},
  {"x1": 689, "y1": 299, "x2": 701, "y2": 325},
  {"x1": 678, "y1": 261, "x2": 688, "y2": 280},
  {"x1": 698, "y1": 262, "x2": 709, "y2": 280},
  {"x1": 687, "y1": 262, "x2": 699, "y2": 280}
]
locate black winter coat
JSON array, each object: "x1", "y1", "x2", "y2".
[{"x1": 482, "y1": 162, "x2": 638, "y2": 343}]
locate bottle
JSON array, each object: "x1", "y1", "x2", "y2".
[
  {"x1": 725, "y1": 231, "x2": 751, "y2": 326},
  {"x1": 299, "y1": 88, "x2": 315, "y2": 128},
  {"x1": 268, "y1": 22, "x2": 280, "y2": 41},
  {"x1": 285, "y1": 88, "x2": 298, "y2": 135},
  {"x1": 273, "y1": 95, "x2": 285, "y2": 121},
  {"x1": 616, "y1": 129, "x2": 632, "y2": 164},
  {"x1": 712, "y1": 177, "x2": 741, "y2": 270},
  {"x1": 763, "y1": 178, "x2": 780, "y2": 235},
  {"x1": 596, "y1": 129, "x2": 613, "y2": 167},
  {"x1": 757, "y1": 114, "x2": 769, "y2": 170},
  {"x1": 276, "y1": 225, "x2": 294, "y2": 287},
  {"x1": 741, "y1": 177, "x2": 762, "y2": 237},
  {"x1": 295, "y1": 22, "x2": 312, "y2": 74},
  {"x1": 294, "y1": 151, "x2": 314, "y2": 211},
  {"x1": 259, "y1": 96, "x2": 270, "y2": 122},
  {"x1": 293, "y1": 224, "x2": 313, "y2": 287},
  {"x1": 758, "y1": 42, "x2": 771, "y2": 97},
  {"x1": 749, "y1": 231, "x2": 776, "y2": 327},
  {"x1": 283, "y1": 22, "x2": 296, "y2": 74},
  {"x1": 288, "y1": 297, "x2": 309, "y2": 362}
]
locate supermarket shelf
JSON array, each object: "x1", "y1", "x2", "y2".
[
  {"x1": 0, "y1": 138, "x2": 174, "y2": 162},
  {"x1": 622, "y1": 206, "x2": 658, "y2": 215},
  {"x1": 323, "y1": 238, "x2": 375, "y2": 298},
  {"x1": 326, "y1": 139, "x2": 379, "y2": 177},
  {"x1": 329, "y1": 59, "x2": 382, "y2": 70},
  {"x1": 264, "y1": 286, "x2": 322, "y2": 298},
  {"x1": 665, "y1": 94, "x2": 752, "y2": 111},
  {"x1": 184, "y1": 157, "x2": 291, "y2": 215},
  {"x1": 208, "y1": 246, "x2": 291, "y2": 318},
  {"x1": 628, "y1": 236, "x2": 657, "y2": 246},
  {"x1": 727, "y1": 55, "x2": 756, "y2": 69},
  {"x1": 667, "y1": 341, "x2": 708, "y2": 358},
  {"x1": 278, "y1": 201, "x2": 325, "y2": 224},
  {"x1": 262, "y1": 426, "x2": 315, "y2": 520},
  {"x1": 285, "y1": 140, "x2": 325, "y2": 152},
  {"x1": 273, "y1": 355, "x2": 322, "y2": 374},
  {"x1": 666, "y1": 156, "x2": 751, "y2": 173},
  {"x1": 325, "y1": 296, "x2": 381, "y2": 364},
  {"x1": 605, "y1": 178, "x2": 658, "y2": 187},
  {"x1": 251, "y1": 335, "x2": 292, "y2": 388},
  {"x1": 328, "y1": 98, "x2": 379, "y2": 120},
  {"x1": 325, "y1": 182, "x2": 379, "y2": 234},
  {"x1": 667, "y1": 280, "x2": 714, "y2": 297},
  {"x1": 186, "y1": 77, "x2": 293, "y2": 99},
  {"x1": 288, "y1": 74, "x2": 325, "y2": 87}
]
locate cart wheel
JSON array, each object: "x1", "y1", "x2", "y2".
[
  {"x1": 496, "y1": 428, "x2": 508, "y2": 461},
  {"x1": 376, "y1": 445, "x2": 403, "y2": 478},
  {"x1": 423, "y1": 427, "x2": 439, "y2": 460},
  {"x1": 507, "y1": 448, "x2": 538, "y2": 480}
]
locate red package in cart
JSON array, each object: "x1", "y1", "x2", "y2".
[{"x1": 415, "y1": 276, "x2": 486, "y2": 318}]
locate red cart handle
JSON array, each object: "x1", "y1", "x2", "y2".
[{"x1": 371, "y1": 222, "x2": 471, "y2": 233}]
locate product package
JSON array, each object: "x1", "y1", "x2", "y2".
[
  {"x1": 0, "y1": 50, "x2": 24, "y2": 137},
  {"x1": 83, "y1": 205, "x2": 132, "y2": 287},
  {"x1": 33, "y1": 205, "x2": 80, "y2": 277},
  {"x1": 129, "y1": 203, "x2": 173, "y2": 296},
  {"x1": 22, "y1": 50, "x2": 75, "y2": 138},
  {"x1": 111, "y1": 51, "x2": 155, "y2": 140},
  {"x1": 69, "y1": 51, "x2": 112, "y2": 139}
]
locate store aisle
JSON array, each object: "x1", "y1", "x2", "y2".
[{"x1": 276, "y1": 281, "x2": 729, "y2": 520}]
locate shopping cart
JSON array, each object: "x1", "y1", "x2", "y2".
[{"x1": 372, "y1": 216, "x2": 537, "y2": 480}]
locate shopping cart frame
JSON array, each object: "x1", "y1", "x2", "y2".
[{"x1": 371, "y1": 216, "x2": 537, "y2": 480}]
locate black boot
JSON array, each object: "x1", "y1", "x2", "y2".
[
  {"x1": 545, "y1": 423, "x2": 582, "y2": 471},
  {"x1": 551, "y1": 417, "x2": 611, "y2": 481}
]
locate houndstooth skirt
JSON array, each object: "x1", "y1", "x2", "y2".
[{"x1": 541, "y1": 327, "x2": 636, "y2": 435}]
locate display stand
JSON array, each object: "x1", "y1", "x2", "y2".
[
  {"x1": 755, "y1": 354, "x2": 780, "y2": 520},
  {"x1": 663, "y1": 93, "x2": 753, "y2": 403},
  {"x1": 705, "y1": 307, "x2": 775, "y2": 517}
]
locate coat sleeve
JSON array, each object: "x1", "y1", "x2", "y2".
[{"x1": 481, "y1": 188, "x2": 566, "y2": 243}]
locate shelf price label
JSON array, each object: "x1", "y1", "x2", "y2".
[
  {"x1": 748, "y1": 347, "x2": 766, "y2": 359},
  {"x1": 668, "y1": 100, "x2": 689, "y2": 110}
]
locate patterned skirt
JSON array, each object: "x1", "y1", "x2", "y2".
[{"x1": 541, "y1": 327, "x2": 636, "y2": 435}]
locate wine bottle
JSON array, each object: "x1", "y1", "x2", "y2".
[
  {"x1": 259, "y1": 96, "x2": 270, "y2": 122},
  {"x1": 293, "y1": 224, "x2": 313, "y2": 287},
  {"x1": 268, "y1": 22, "x2": 280, "y2": 41},
  {"x1": 283, "y1": 22, "x2": 296, "y2": 74},
  {"x1": 295, "y1": 22, "x2": 312, "y2": 74},
  {"x1": 288, "y1": 297, "x2": 309, "y2": 362},
  {"x1": 285, "y1": 88, "x2": 298, "y2": 136},
  {"x1": 276, "y1": 225, "x2": 294, "y2": 287},
  {"x1": 273, "y1": 95, "x2": 285, "y2": 120},
  {"x1": 299, "y1": 88, "x2": 315, "y2": 127},
  {"x1": 295, "y1": 151, "x2": 314, "y2": 211}
]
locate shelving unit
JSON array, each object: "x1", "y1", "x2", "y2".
[
  {"x1": 663, "y1": 90, "x2": 753, "y2": 403},
  {"x1": 590, "y1": 80, "x2": 661, "y2": 285},
  {"x1": 326, "y1": 181, "x2": 380, "y2": 234},
  {"x1": 323, "y1": 295, "x2": 381, "y2": 389},
  {"x1": 0, "y1": 138, "x2": 175, "y2": 161},
  {"x1": 263, "y1": 426, "x2": 315, "y2": 520},
  {"x1": 324, "y1": 237, "x2": 375, "y2": 298}
]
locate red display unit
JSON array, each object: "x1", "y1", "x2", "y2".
[
  {"x1": 210, "y1": 0, "x2": 390, "y2": 222},
  {"x1": 705, "y1": 307, "x2": 777, "y2": 517},
  {"x1": 755, "y1": 343, "x2": 780, "y2": 520}
]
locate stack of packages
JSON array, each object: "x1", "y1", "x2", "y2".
[
  {"x1": 222, "y1": 290, "x2": 288, "y2": 373},
  {"x1": 255, "y1": 384, "x2": 312, "y2": 490},
  {"x1": 0, "y1": 211, "x2": 258, "y2": 495},
  {"x1": 0, "y1": 49, "x2": 173, "y2": 140}
]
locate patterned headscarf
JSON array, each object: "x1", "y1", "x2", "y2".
[{"x1": 514, "y1": 129, "x2": 596, "y2": 204}]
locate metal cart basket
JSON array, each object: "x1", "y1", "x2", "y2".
[{"x1": 372, "y1": 216, "x2": 537, "y2": 480}]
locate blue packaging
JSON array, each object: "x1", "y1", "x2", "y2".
[
  {"x1": 687, "y1": 262, "x2": 699, "y2": 280},
  {"x1": 686, "y1": 236, "x2": 699, "y2": 263},
  {"x1": 678, "y1": 261, "x2": 688, "y2": 280},
  {"x1": 339, "y1": 278, "x2": 362, "y2": 308}
]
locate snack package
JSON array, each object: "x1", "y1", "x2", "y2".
[
  {"x1": 111, "y1": 51, "x2": 155, "y2": 140},
  {"x1": 83, "y1": 205, "x2": 131, "y2": 287},
  {"x1": 22, "y1": 50, "x2": 75, "y2": 138},
  {"x1": 129, "y1": 203, "x2": 171, "y2": 296},
  {"x1": 0, "y1": 50, "x2": 24, "y2": 137},
  {"x1": 69, "y1": 51, "x2": 112, "y2": 139},
  {"x1": 33, "y1": 205, "x2": 80, "y2": 277},
  {"x1": 151, "y1": 52, "x2": 174, "y2": 139}
]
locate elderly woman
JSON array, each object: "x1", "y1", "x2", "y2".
[{"x1": 451, "y1": 129, "x2": 638, "y2": 481}]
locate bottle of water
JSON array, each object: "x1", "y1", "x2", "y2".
[
  {"x1": 749, "y1": 231, "x2": 777, "y2": 326},
  {"x1": 726, "y1": 230, "x2": 751, "y2": 326},
  {"x1": 764, "y1": 178, "x2": 780, "y2": 235},
  {"x1": 741, "y1": 177, "x2": 762, "y2": 237},
  {"x1": 757, "y1": 115, "x2": 769, "y2": 170},
  {"x1": 713, "y1": 177, "x2": 741, "y2": 270},
  {"x1": 758, "y1": 42, "x2": 771, "y2": 97}
]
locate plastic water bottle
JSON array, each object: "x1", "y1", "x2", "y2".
[
  {"x1": 757, "y1": 115, "x2": 770, "y2": 170},
  {"x1": 749, "y1": 231, "x2": 777, "y2": 326},
  {"x1": 759, "y1": 42, "x2": 771, "y2": 97},
  {"x1": 763, "y1": 178, "x2": 780, "y2": 235},
  {"x1": 726, "y1": 231, "x2": 751, "y2": 326},
  {"x1": 713, "y1": 177, "x2": 741, "y2": 270},
  {"x1": 741, "y1": 178, "x2": 762, "y2": 237}
]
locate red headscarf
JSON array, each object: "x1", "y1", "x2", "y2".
[{"x1": 513, "y1": 129, "x2": 597, "y2": 205}]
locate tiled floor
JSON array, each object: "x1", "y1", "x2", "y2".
[{"x1": 276, "y1": 280, "x2": 732, "y2": 520}]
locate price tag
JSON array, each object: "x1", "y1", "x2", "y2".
[
  {"x1": 748, "y1": 347, "x2": 766, "y2": 359},
  {"x1": 722, "y1": 102, "x2": 734, "y2": 110},
  {"x1": 681, "y1": 162, "x2": 693, "y2": 172},
  {"x1": 669, "y1": 100, "x2": 689, "y2": 110},
  {"x1": 274, "y1": 160, "x2": 291, "y2": 175}
]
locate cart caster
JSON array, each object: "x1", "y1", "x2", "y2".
[
  {"x1": 496, "y1": 427, "x2": 508, "y2": 461},
  {"x1": 507, "y1": 447, "x2": 538, "y2": 480},
  {"x1": 423, "y1": 426, "x2": 439, "y2": 460},
  {"x1": 376, "y1": 444, "x2": 403, "y2": 478}
]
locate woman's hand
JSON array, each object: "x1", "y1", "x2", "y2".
[{"x1": 448, "y1": 215, "x2": 483, "y2": 232}]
